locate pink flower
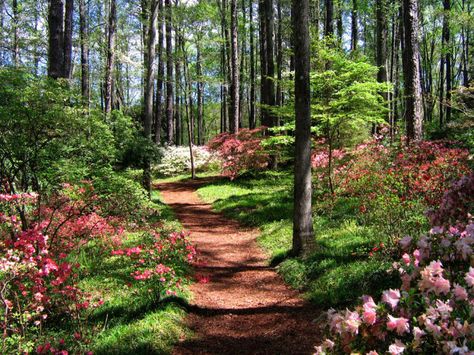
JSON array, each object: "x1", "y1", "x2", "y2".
[
  {"x1": 453, "y1": 284, "x2": 468, "y2": 301},
  {"x1": 386, "y1": 315, "x2": 410, "y2": 335},
  {"x1": 424, "y1": 318, "x2": 442, "y2": 337},
  {"x1": 419, "y1": 261, "x2": 451, "y2": 295},
  {"x1": 382, "y1": 289, "x2": 401, "y2": 310},
  {"x1": 465, "y1": 267, "x2": 474, "y2": 287},
  {"x1": 362, "y1": 296, "x2": 377, "y2": 325},
  {"x1": 401, "y1": 253, "x2": 411, "y2": 266},
  {"x1": 388, "y1": 340, "x2": 405, "y2": 355},
  {"x1": 413, "y1": 326, "x2": 425, "y2": 342},
  {"x1": 413, "y1": 249, "x2": 421, "y2": 266},
  {"x1": 344, "y1": 310, "x2": 361, "y2": 334},
  {"x1": 366, "y1": 351, "x2": 379, "y2": 355}
]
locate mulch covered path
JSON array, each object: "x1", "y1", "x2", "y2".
[{"x1": 156, "y1": 178, "x2": 321, "y2": 355}]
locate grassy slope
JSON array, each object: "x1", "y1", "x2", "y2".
[
  {"x1": 76, "y1": 190, "x2": 189, "y2": 355},
  {"x1": 197, "y1": 171, "x2": 397, "y2": 308}
]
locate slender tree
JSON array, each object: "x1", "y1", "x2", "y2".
[
  {"x1": 63, "y1": 0, "x2": 73, "y2": 78},
  {"x1": 79, "y1": 0, "x2": 89, "y2": 105},
  {"x1": 324, "y1": 0, "x2": 334, "y2": 37},
  {"x1": 155, "y1": 0, "x2": 165, "y2": 144},
  {"x1": 105, "y1": 0, "x2": 117, "y2": 114},
  {"x1": 48, "y1": 0, "x2": 64, "y2": 79},
  {"x1": 230, "y1": 0, "x2": 240, "y2": 133},
  {"x1": 402, "y1": 0, "x2": 423, "y2": 142},
  {"x1": 143, "y1": 0, "x2": 158, "y2": 194},
  {"x1": 165, "y1": 0, "x2": 174, "y2": 144},
  {"x1": 196, "y1": 38, "x2": 204, "y2": 144},
  {"x1": 249, "y1": 0, "x2": 256, "y2": 128},
  {"x1": 292, "y1": 0, "x2": 315, "y2": 257},
  {"x1": 12, "y1": 0, "x2": 19, "y2": 66},
  {"x1": 351, "y1": 0, "x2": 358, "y2": 51}
]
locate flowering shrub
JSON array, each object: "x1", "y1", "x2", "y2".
[
  {"x1": 155, "y1": 145, "x2": 221, "y2": 177},
  {"x1": 428, "y1": 173, "x2": 474, "y2": 227},
  {"x1": 207, "y1": 127, "x2": 270, "y2": 180},
  {"x1": 317, "y1": 139, "x2": 472, "y2": 240},
  {"x1": 0, "y1": 192, "x2": 97, "y2": 353},
  {"x1": 314, "y1": 175, "x2": 474, "y2": 354},
  {"x1": 110, "y1": 231, "x2": 195, "y2": 297}
]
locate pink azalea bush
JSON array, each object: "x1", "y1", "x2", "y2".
[
  {"x1": 314, "y1": 175, "x2": 474, "y2": 354},
  {"x1": 110, "y1": 231, "x2": 196, "y2": 297},
  {"x1": 0, "y1": 189, "x2": 106, "y2": 353},
  {"x1": 0, "y1": 180, "x2": 196, "y2": 353},
  {"x1": 207, "y1": 127, "x2": 270, "y2": 180}
]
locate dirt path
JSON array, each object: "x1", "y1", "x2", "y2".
[{"x1": 157, "y1": 178, "x2": 321, "y2": 355}]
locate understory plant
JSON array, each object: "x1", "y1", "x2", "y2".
[
  {"x1": 208, "y1": 127, "x2": 270, "y2": 179},
  {"x1": 314, "y1": 174, "x2": 474, "y2": 354}
]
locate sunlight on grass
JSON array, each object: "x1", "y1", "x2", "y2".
[{"x1": 196, "y1": 170, "x2": 396, "y2": 308}]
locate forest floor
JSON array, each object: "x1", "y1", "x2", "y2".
[{"x1": 157, "y1": 178, "x2": 321, "y2": 355}]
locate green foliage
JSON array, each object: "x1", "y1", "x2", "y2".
[{"x1": 196, "y1": 171, "x2": 397, "y2": 308}]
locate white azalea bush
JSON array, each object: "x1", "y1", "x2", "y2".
[
  {"x1": 315, "y1": 176, "x2": 474, "y2": 355},
  {"x1": 154, "y1": 145, "x2": 221, "y2": 177}
]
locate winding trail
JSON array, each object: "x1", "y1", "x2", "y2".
[{"x1": 157, "y1": 178, "x2": 321, "y2": 355}]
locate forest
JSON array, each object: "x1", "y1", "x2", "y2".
[{"x1": 0, "y1": 0, "x2": 473, "y2": 353}]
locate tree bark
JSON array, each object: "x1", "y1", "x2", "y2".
[
  {"x1": 230, "y1": 0, "x2": 240, "y2": 133},
  {"x1": 293, "y1": 0, "x2": 315, "y2": 257},
  {"x1": 79, "y1": 0, "x2": 89, "y2": 105},
  {"x1": 105, "y1": 0, "x2": 117, "y2": 114},
  {"x1": 351, "y1": 0, "x2": 358, "y2": 51},
  {"x1": 165, "y1": 0, "x2": 174, "y2": 144},
  {"x1": 402, "y1": 0, "x2": 423, "y2": 143},
  {"x1": 12, "y1": 0, "x2": 19, "y2": 66},
  {"x1": 249, "y1": 0, "x2": 256, "y2": 129},
  {"x1": 143, "y1": 0, "x2": 158, "y2": 194},
  {"x1": 63, "y1": 0, "x2": 73, "y2": 78},
  {"x1": 155, "y1": 0, "x2": 165, "y2": 144},
  {"x1": 259, "y1": 0, "x2": 276, "y2": 128},
  {"x1": 196, "y1": 39, "x2": 204, "y2": 144},
  {"x1": 175, "y1": 24, "x2": 182, "y2": 145},
  {"x1": 48, "y1": 0, "x2": 64, "y2": 79},
  {"x1": 324, "y1": 0, "x2": 333, "y2": 37}
]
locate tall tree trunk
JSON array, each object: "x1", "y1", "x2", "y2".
[
  {"x1": 143, "y1": 0, "x2": 158, "y2": 194},
  {"x1": 79, "y1": 0, "x2": 89, "y2": 105},
  {"x1": 376, "y1": 0, "x2": 387, "y2": 84},
  {"x1": 402, "y1": 0, "x2": 423, "y2": 142},
  {"x1": 165, "y1": 0, "x2": 174, "y2": 144},
  {"x1": 230, "y1": 0, "x2": 240, "y2": 133},
  {"x1": 324, "y1": 0, "x2": 333, "y2": 37},
  {"x1": 105, "y1": 0, "x2": 117, "y2": 114},
  {"x1": 48, "y1": 0, "x2": 64, "y2": 79},
  {"x1": 259, "y1": 0, "x2": 276, "y2": 128},
  {"x1": 293, "y1": 0, "x2": 315, "y2": 257},
  {"x1": 336, "y1": 0, "x2": 343, "y2": 42},
  {"x1": 175, "y1": 29, "x2": 182, "y2": 145},
  {"x1": 461, "y1": 0, "x2": 469, "y2": 87},
  {"x1": 249, "y1": 0, "x2": 256, "y2": 129},
  {"x1": 239, "y1": 0, "x2": 247, "y2": 128},
  {"x1": 351, "y1": 0, "x2": 358, "y2": 51},
  {"x1": 443, "y1": 0, "x2": 451, "y2": 123},
  {"x1": 63, "y1": 0, "x2": 74, "y2": 78},
  {"x1": 277, "y1": 0, "x2": 283, "y2": 110},
  {"x1": 376, "y1": 0, "x2": 388, "y2": 124},
  {"x1": 155, "y1": 0, "x2": 165, "y2": 144},
  {"x1": 196, "y1": 39, "x2": 204, "y2": 144},
  {"x1": 219, "y1": 0, "x2": 229, "y2": 132},
  {"x1": 12, "y1": 0, "x2": 19, "y2": 66}
]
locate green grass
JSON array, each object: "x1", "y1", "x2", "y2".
[
  {"x1": 77, "y1": 235, "x2": 190, "y2": 354},
  {"x1": 197, "y1": 170, "x2": 397, "y2": 308},
  {"x1": 54, "y1": 191, "x2": 190, "y2": 354}
]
